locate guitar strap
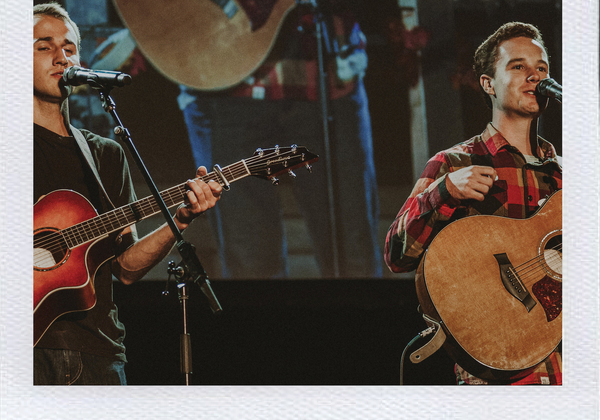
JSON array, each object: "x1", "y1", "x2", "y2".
[
  {"x1": 70, "y1": 125, "x2": 116, "y2": 212},
  {"x1": 409, "y1": 313, "x2": 447, "y2": 364}
]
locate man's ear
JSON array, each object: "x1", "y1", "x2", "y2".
[{"x1": 480, "y1": 75, "x2": 495, "y2": 96}]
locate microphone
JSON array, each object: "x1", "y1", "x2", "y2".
[
  {"x1": 535, "y1": 78, "x2": 562, "y2": 102},
  {"x1": 62, "y1": 66, "x2": 132, "y2": 89}
]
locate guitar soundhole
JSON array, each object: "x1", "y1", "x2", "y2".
[
  {"x1": 541, "y1": 231, "x2": 562, "y2": 279},
  {"x1": 33, "y1": 229, "x2": 70, "y2": 271}
]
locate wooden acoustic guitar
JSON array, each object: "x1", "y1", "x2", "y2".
[
  {"x1": 33, "y1": 145, "x2": 318, "y2": 346},
  {"x1": 415, "y1": 189, "x2": 562, "y2": 381},
  {"x1": 112, "y1": 0, "x2": 301, "y2": 90}
]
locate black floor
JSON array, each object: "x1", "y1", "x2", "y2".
[{"x1": 114, "y1": 279, "x2": 456, "y2": 385}]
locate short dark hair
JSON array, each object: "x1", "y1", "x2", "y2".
[
  {"x1": 33, "y1": 2, "x2": 81, "y2": 52},
  {"x1": 473, "y1": 22, "x2": 547, "y2": 109}
]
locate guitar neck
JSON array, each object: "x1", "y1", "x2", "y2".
[{"x1": 62, "y1": 160, "x2": 251, "y2": 248}]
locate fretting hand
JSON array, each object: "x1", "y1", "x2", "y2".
[{"x1": 175, "y1": 166, "x2": 222, "y2": 228}]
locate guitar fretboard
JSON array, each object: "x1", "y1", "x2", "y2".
[{"x1": 61, "y1": 160, "x2": 250, "y2": 248}]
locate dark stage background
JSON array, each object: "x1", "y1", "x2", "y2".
[
  {"x1": 113, "y1": 279, "x2": 457, "y2": 385},
  {"x1": 36, "y1": 0, "x2": 562, "y2": 385}
]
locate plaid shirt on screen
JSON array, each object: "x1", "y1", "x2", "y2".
[
  {"x1": 385, "y1": 123, "x2": 563, "y2": 385},
  {"x1": 228, "y1": 9, "x2": 367, "y2": 101}
]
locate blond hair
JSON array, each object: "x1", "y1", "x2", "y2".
[{"x1": 33, "y1": 2, "x2": 81, "y2": 52}]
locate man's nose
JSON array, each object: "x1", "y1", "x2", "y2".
[
  {"x1": 53, "y1": 48, "x2": 68, "y2": 66},
  {"x1": 527, "y1": 70, "x2": 542, "y2": 83}
]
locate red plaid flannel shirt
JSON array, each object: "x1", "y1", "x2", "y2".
[
  {"x1": 228, "y1": 9, "x2": 365, "y2": 101},
  {"x1": 385, "y1": 123, "x2": 563, "y2": 385}
]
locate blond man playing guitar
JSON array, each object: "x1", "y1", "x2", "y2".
[{"x1": 33, "y1": 3, "x2": 222, "y2": 385}]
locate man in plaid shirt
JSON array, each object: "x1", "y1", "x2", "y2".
[{"x1": 384, "y1": 22, "x2": 562, "y2": 385}]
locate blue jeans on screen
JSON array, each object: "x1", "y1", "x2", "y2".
[{"x1": 179, "y1": 81, "x2": 382, "y2": 279}]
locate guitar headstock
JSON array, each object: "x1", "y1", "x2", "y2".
[{"x1": 248, "y1": 145, "x2": 319, "y2": 183}]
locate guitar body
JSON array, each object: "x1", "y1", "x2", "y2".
[
  {"x1": 32, "y1": 146, "x2": 318, "y2": 346},
  {"x1": 34, "y1": 190, "x2": 114, "y2": 346},
  {"x1": 113, "y1": 0, "x2": 297, "y2": 90},
  {"x1": 416, "y1": 190, "x2": 562, "y2": 380}
]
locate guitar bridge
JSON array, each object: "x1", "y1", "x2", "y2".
[{"x1": 494, "y1": 253, "x2": 537, "y2": 312}]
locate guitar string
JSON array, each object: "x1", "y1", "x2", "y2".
[
  {"x1": 514, "y1": 245, "x2": 562, "y2": 287},
  {"x1": 515, "y1": 245, "x2": 562, "y2": 281},
  {"x1": 34, "y1": 149, "x2": 313, "y2": 261},
  {"x1": 511, "y1": 242, "x2": 562, "y2": 276},
  {"x1": 34, "y1": 151, "x2": 306, "y2": 251},
  {"x1": 34, "y1": 183, "x2": 199, "y2": 255},
  {"x1": 36, "y1": 148, "x2": 309, "y2": 253},
  {"x1": 34, "y1": 182, "x2": 196, "y2": 256},
  {"x1": 33, "y1": 151, "x2": 292, "y2": 245},
  {"x1": 519, "y1": 257, "x2": 562, "y2": 287},
  {"x1": 518, "y1": 258, "x2": 562, "y2": 286}
]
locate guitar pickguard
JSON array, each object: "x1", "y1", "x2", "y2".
[
  {"x1": 534, "y1": 230, "x2": 562, "y2": 322},
  {"x1": 532, "y1": 277, "x2": 562, "y2": 322}
]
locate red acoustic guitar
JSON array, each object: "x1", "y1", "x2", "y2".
[
  {"x1": 34, "y1": 145, "x2": 318, "y2": 346},
  {"x1": 414, "y1": 189, "x2": 562, "y2": 381}
]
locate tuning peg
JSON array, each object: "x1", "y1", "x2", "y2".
[
  {"x1": 275, "y1": 145, "x2": 280, "y2": 154},
  {"x1": 255, "y1": 148, "x2": 264, "y2": 157},
  {"x1": 291, "y1": 144, "x2": 297, "y2": 153},
  {"x1": 305, "y1": 163, "x2": 312, "y2": 173},
  {"x1": 271, "y1": 177, "x2": 280, "y2": 186},
  {"x1": 288, "y1": 170, "x2": 296, "y2": 178}
]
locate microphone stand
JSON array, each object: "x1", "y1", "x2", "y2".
[
  {"x1": 95, "y1": 86, "x2": 222, "y2": 386},
  {"x1": 302, "y1": 0, "x2": 340, "y2": 277}
]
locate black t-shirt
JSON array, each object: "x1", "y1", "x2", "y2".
[{"x1": 34, "y1": 124, "x2": 137, "y2": 362}]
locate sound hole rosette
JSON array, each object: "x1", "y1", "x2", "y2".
[
  {"x1": 34, "y1": 227, "x2": 70, "y2": 271},
  {"x1": 539, "y1": 229, "x2": 562, "y2": 280}
]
